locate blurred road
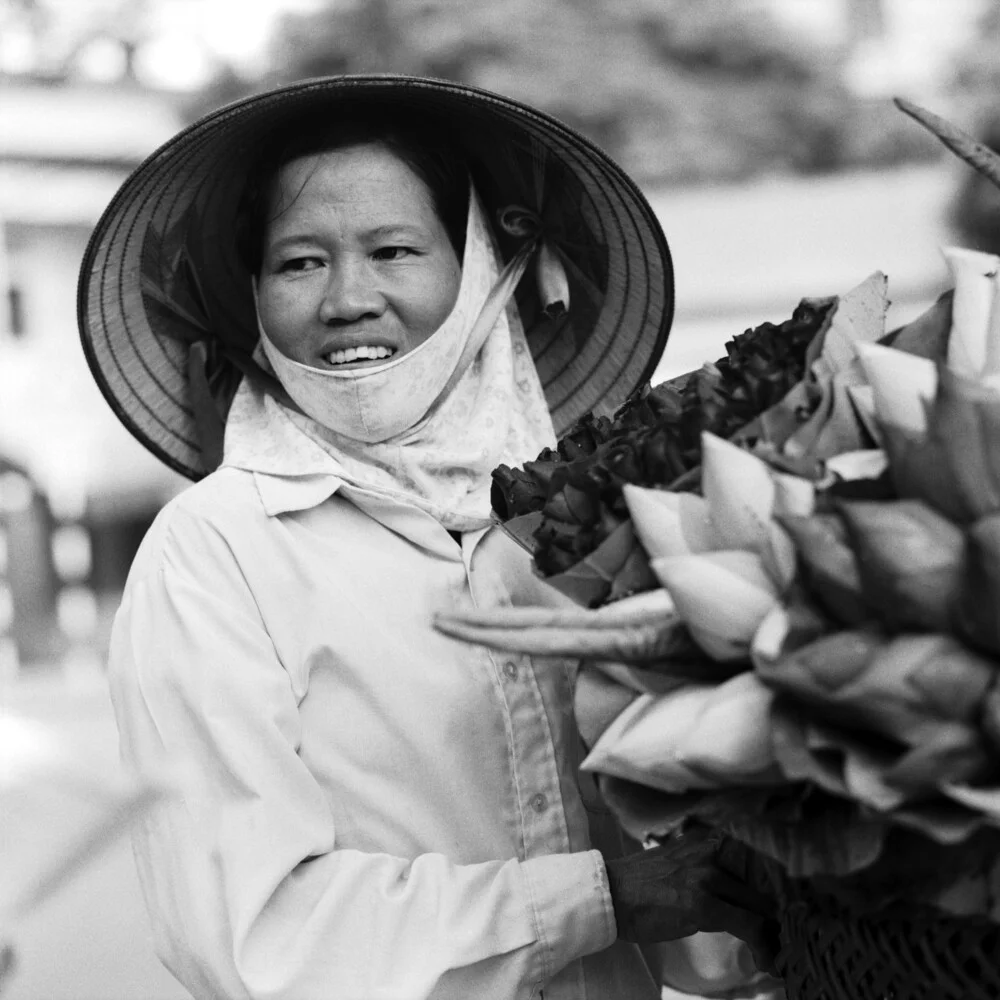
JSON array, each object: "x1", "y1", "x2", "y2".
[
  {"x1": 651, "y1": 163, "x2": 956, "y2": 379},
  {"x1": 2, "y1": 668, "x2": 189, "y2": 1000},
  {"x1": 0, "y1": 162, "x2": 959, "y2": 1000}
]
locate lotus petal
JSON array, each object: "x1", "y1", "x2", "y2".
[
  {"x1": 652, "y1": 551, "x2": 780, "y2": 661},
  {"x1": 846, "y1": 384, "x2": 879, "y2": 441},
  {"x1": 778, "y1": 513, "x2": 868, "y2": 626},
  {"x1": 942, "y1": 782, "x2": 1000, "y2": 824},
  {"x1": 702, "y1": 433, "x2": 774, "y2": 549},
  {"x1": 825, "y1": 449, "x2": 888, "y2": 483},
  {"x1": 838, "y1": 499, "x2": 965, "y2": 632},
  {"x1": 942, "y1": 246, "x2": 1000, "y2": 378},
  {"x1": 581, "y1": 673, "x2": 778, "y2": 793},
  {"x1": 751, "y1": 602, "x2": 838, "y2": 669},
  {"x1": 880, "y1": 723, "x2": 988, "y2": 791},
  {"x1": 574, "y1": 667, "x2": 640, "y2": 749},
  {"x1": 839, "y1": 738, "x2": 913, "y2": 811},
  {"x1": 955, "y1": 512, "x2": 1000, "y2": 655},
  {"x1": 758, "y1": 628, "x2": 995, "y2": 748},
  {"x1": 881, "y1": 421, "x2": 963, "y2": 524},
  {"x1": 756, "y1": 627, "x2": 881, "y2": 698},
  {"x1": 623, "y1": 484, "x2": 713, "y2": 560},
  {"x1": 771, "y1": 473, "x2": 816, "y2": 518},
  {"x1": 856, "y1": 342, "x2": 937, "y2": 435},
  {"x1": 701, "y1": 433, "x2": 797, "y2": 587}
]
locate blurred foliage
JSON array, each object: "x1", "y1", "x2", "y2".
[
  {"x1": 948, "y1": 2, "x2": 1000, "y2": 255},
  {"x1": 188, "y1": 0, "x2": 940, "y2": 186}
]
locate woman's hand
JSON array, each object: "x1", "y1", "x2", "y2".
[{"x1": 603, "y1": 825, "x2": 780, "y2": 974}]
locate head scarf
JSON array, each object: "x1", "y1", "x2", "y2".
[{"x1": 223, "y1": 185, "x2": 555, "y2": 531}]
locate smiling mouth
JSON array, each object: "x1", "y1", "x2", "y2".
[{"x1": 323, "y1": 345, "x2": 397, "y2": 367}]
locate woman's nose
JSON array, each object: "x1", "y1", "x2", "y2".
[{"x1": 318, "y1": 261, "x2": 387, "y2": 324}]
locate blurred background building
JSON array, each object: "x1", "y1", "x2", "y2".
[{"x1": 1, "y1": 0, "x2": 998, "y2": 996}]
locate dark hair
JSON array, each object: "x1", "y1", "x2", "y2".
[{"x1": 235, "y1": 110, "x2": 470, "y2": 276}]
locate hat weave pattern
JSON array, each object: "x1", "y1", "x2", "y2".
[{"x1": 78, "y1": 76, "x2": 674, "y2": 480}]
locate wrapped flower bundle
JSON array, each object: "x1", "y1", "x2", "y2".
[
  {"x1": 437, "y1": 102, "x2": 1000, "y2": 941},
  {"x1": 491, "y1": 272, "x2": 893, "y2": 607}
]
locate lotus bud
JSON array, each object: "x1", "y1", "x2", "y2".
[
  {"x1": 651, "y1": 551, "x2": 780, "y2": 662},
  {"x1": 759, "y1": 629, "x2": 994, "y2": 747},
  {"x1": 755, "y1": 628, "x2": 881, "y2": 698},
  {"x1": 623, "y1": 484, "x2": 713, "y2": 559},
  {"x1": 856, "y1": 342, "x2": 937, "y2": 436},
  {"x1": 881, "y1": 368, "x2": 1000, "y2": 523},
  {"x1": 701, "y1": 433, "x2": 797, "y2": 588},
  {"x1": 778, "y1": 513, "x2": 868, "y2": 626},
  {"x1": 581, "y1": 673, "x2": 778, "y2": 793},
  {"x1": 668, "y1": 672, "x2": 778, "y2": 781},
  {"x1": 942, "y1": 246, "x2": 1000, "y2": 379},
  {"x1": 878, "y1": 634, "x2": 994, "y2": 729},
  {"x1": 954, "y1": 512, "x2": 1000, "y2": 656},
  {"x1": 837, "y1": 499, "x2": 965, "y2": 632}
]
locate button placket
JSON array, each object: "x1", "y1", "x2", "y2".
[{"x1": 468, "y1": 561, "x2": 570, "y2": 857}]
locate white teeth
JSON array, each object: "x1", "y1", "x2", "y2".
[{"x1": 325, "y1": 346, "x2": 395, "y2": 366}]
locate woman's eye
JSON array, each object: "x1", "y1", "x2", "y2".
[
  {"x1": 278, "y1": 257, "x2": 322, "y2": 273},
  {"x1": 372, "y1": 246, "x2": 415, "y2": 262}
]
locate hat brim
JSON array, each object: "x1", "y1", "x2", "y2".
[{"x1": 78, "y1": 75, "x2": 674, "y2": 481}]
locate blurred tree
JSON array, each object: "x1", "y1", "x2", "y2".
[{"x1": 188, "y1": 0, "x2": 940, "y2": 186}]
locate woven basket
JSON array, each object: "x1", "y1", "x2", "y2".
[{"x1": 776, "y1": 888, "x2": 1000, "y2": 1000}]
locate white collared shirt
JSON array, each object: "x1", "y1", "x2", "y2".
[{"x1": 107, "y1": 392, "x2": 663, "y2": 999}]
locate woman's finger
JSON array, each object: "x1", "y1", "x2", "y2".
[
  {"x1": 704, "y1": 869, "x2": 776, "y2": 920},
  {"x1": 695, "y1": 896, "x2": 780, "y2": 972}
]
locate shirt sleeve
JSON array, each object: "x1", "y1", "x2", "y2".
[{"x1": 108, "y1": 506, "x2": 615, "y2": 1000}]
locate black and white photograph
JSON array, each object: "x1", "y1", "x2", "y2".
[{"x1": 2, "y1": 2, "x2": 1000, "y2": 998}]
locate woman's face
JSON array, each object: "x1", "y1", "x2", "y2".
[{"x1": 256, "y1": 142, "x2": 463, "y2": 370}]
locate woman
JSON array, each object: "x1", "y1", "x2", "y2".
[{"x1": 79, "y1": 76, "x2": 773, "y2": 999}]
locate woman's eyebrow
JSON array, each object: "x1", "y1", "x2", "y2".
[
  {"x1": 265, "y1": 233, "x2": 319, "y2": 252},
  {"x1": 367, "y1": 223, "x2": 427, "y2": 241},
  {"x1": 266, "y1": 224, "x2": 427, "y2": 251}
]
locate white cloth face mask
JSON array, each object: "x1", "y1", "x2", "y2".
[{"x1": 256, "y1": 187, "x2": 531, "y2": 444}]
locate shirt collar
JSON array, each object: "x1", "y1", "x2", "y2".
[
  {"x1": 252, "y1": 470, "x2": 345, "y2": 517},
  {"x1": 222, "y1": 380, "x2": 470, "y2": 560},
  {"x1": 222, "y1": 379, "x2": 349, "y2": 515}
]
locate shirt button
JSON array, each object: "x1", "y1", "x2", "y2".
[
  {"x1": 531, "y1": 793, "x2": 548, "y2": 813},
  {"x1": 503, "y1": 660, "x2": 519, "y2": 681}
]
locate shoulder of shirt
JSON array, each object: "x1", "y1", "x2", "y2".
[
  {"x1": 157, "y1": 466, "x2": 262, "y2": 529},
  {"x1": 125, "y1": 468, "x2": 259, "y2": 575},
  {"x1": 128, "y1": 467, "x2": 342, "y2": 582}
]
